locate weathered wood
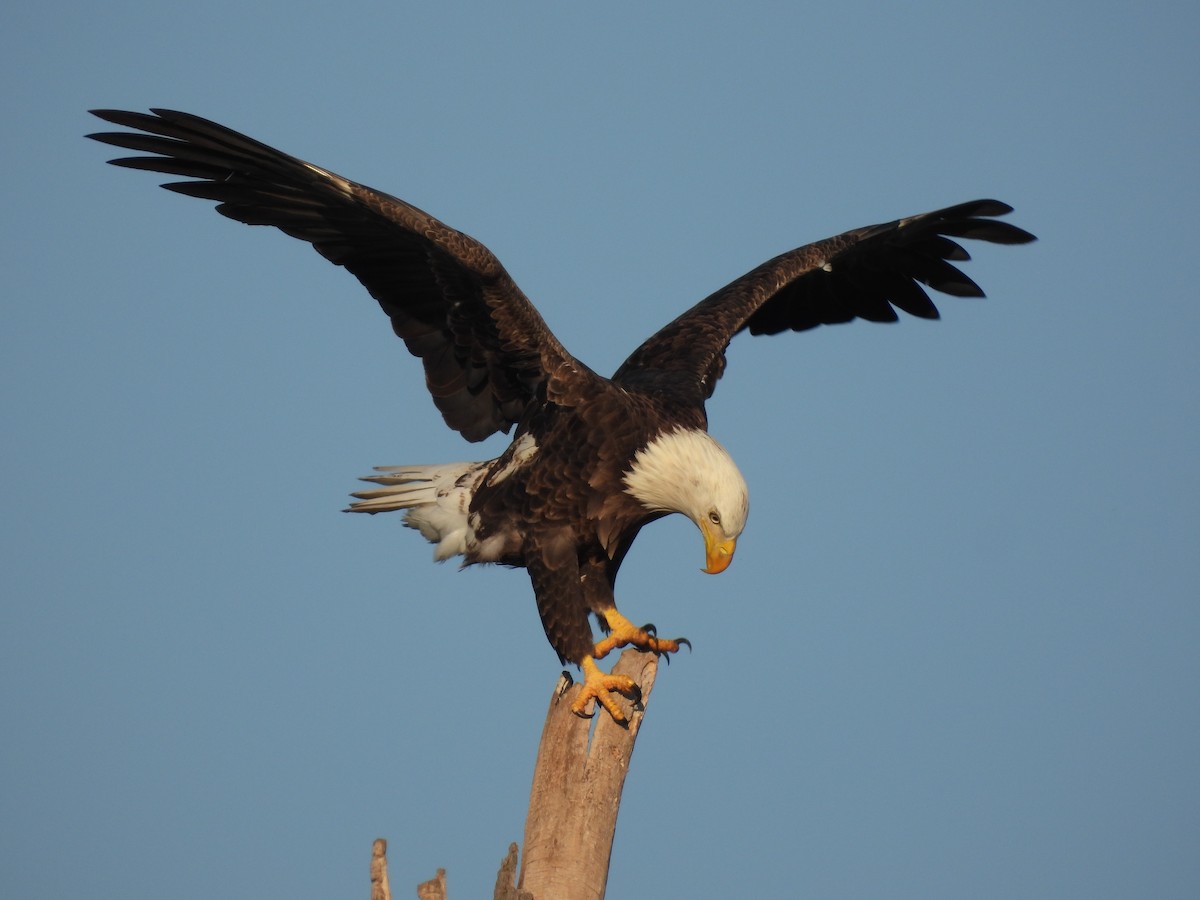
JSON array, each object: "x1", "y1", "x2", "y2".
[
  {"x1": 384, "y1": 649, "x2": 659, "y2": 898},
  {"x1": 518, "y1": 648, "x2": 660, "y2": 900},
  {"x1": 370, "y1": 838, "x2": 391, "y2": 900},
  {"x1": 493, "y1": 843, "x2": 533, "y2": 900},
  {"x1": 416, "y1": 867, "x2": 447, "y2": 900}
]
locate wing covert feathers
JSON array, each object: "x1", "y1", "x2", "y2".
[
  {"x1": 89, "y1": 111, "x2": 1034, "y2": 417},
  {"x1": 88, "y1": 108, "x2": 575, "y2": 442},
  {"x1": 613, "y1": 199, "x2": 1035, "y2": 398}
]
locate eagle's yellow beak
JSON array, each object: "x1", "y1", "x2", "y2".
[{"x1": 701, "y1": 521, "x2": 737, "y2": 574}]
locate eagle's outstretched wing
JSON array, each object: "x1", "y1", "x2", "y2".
[
  {"x1": 613, "y1": 200, "x2": 1036, "y2": 400},
  {"x1": 88, "y1": 108, "x2": 574, "y2": 442}
]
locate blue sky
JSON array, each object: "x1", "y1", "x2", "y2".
[{"x1": 3, "y1": 2, "x2": 1197, "y2": 898}]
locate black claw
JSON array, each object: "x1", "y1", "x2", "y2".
[
  {"x1": 628, "y1": 682, "x2": 643, "y2": 706},
  {"x1": 677, "y1": 637, "x2": 692, "y2": 653},
  {"x1": 572, "y1": 704, "x2": 595, "y2": 720},
  {"x1": 641, "y1": 622, "x2": 657, "y2": 637}
]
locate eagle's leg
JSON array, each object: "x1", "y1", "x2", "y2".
[
  {"x1": 570, "y1": 655, "x2": 642, "y2": 722},
  {"x1": 592, "y1": 607, "x2": 688, "y2": 660}
]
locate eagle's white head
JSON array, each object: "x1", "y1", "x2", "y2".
[{"x1": 623, "y1": 427, "x2": 750, "y2": 574}]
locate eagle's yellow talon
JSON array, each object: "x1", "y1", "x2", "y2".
[
  {"x1": 593, "y1": 609, "x2": 687, "y2": 660},
  {"x1": 571, "y1": 656, "x2": 642, "y2": 723}
]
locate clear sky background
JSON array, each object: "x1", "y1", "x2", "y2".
[{"x1": 3, "y1": 2, "x2": 1197, "y2": 898}]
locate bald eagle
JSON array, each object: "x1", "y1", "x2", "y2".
[{"x1": 88, "y1": 109, "x2": 1035, "y2": 721}]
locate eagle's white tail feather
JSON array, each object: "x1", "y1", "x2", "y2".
[
  {"x1": 348, "y1": 464, "x2": 466, "y2": 512},
  {"x1": 345, "y1": 461, "x2": 491, "y2": 561}
]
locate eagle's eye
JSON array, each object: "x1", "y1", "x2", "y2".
[{"x1": 708, "y1": 510, "x2": 721, "y2": 526}]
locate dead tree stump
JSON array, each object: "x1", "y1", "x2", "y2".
[
  {"x1": 518, "y1": 648, "x2": 660, "y2": 900},
  {"x1": 375, "y1": 647, "x2": 660, "y2": 900}
]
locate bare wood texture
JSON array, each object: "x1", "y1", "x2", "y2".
[
  {"x1": 370, "y1": 838, "x2": 391, "y2": 900},
  {"x1": 416, "y1": 868, "x2": 447, "y2": 900},
  {"x1": 518, "y1": 648, "x2": 660, "y2": 900},
  {"x1": 494, "y1": 843, "x2": 534, "y2": 900}
]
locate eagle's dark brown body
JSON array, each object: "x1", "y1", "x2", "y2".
[
  {"x1": 467, "y1": 381, "x2": 708, "y2": 664},
  {"x1": 88, "y1": 108, "x2": 1035, "y2": 719}
]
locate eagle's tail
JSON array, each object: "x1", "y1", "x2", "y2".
[
  {"x1": 345, "y1": 462, "x2": 477, "y2": 513},
  {"x1": 345, "y1": 460, "x2": 492, "y2": 561}
]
